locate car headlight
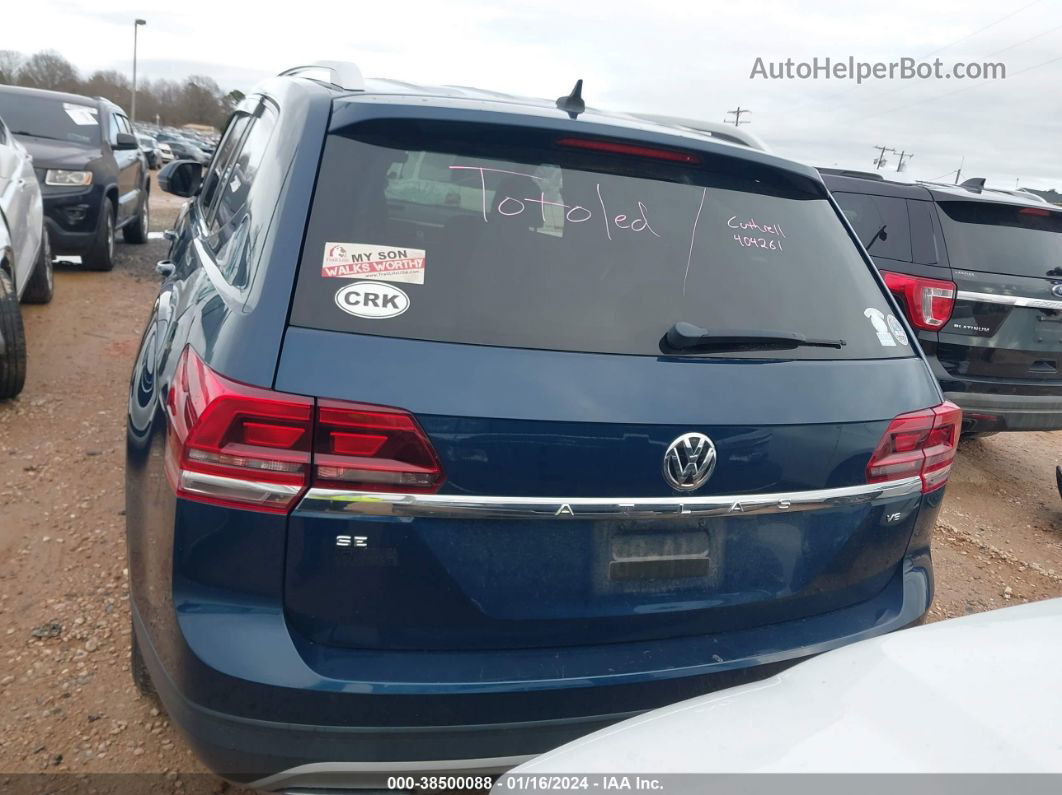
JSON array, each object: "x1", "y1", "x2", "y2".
[{"x1": 45, "y1": 169, "x2": 93, "y2": 187}]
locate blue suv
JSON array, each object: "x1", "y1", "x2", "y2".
[{"x1": 126, "y1": 62, "x2": 959, "y2": 790}]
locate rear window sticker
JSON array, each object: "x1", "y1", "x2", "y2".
[
  {"x1": 864, "y1": 307, "x2": 896, "y2": 347},
  {"x1": 886, "y1": 314, "x2": 909, "y2": 346},
  {"x1": 63, "y1": 103, "x2": 98, "y2": 126},
  {"x1": 322, "y1": 242, "x2": 426, "y2": 284},
  {"x1": 334, "y1": 282, "x2": 409, "y2": 319}
]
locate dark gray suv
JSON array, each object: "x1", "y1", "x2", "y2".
[
  {"x1": 0, "y1": 84, "x2": 150, "y2": 271},
  {"x1": 822, "y1": 170, "x2": 1062, "y2": 435}
]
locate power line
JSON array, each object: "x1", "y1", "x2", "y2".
[
  {"x1": 983, "y1": 19, "x2": 1062, "y2": 56},
  {"x1": 780, "y1": 1, "x2": 1048, "y2": 115},
  {"x1": 836, "y1": 16, "x2": 1062, "y2": 119},
  {"x1": 849, "y1": 51, "x2": 1062, "y2": 123},
  {"x1": 922, "y1": 0, "x2": 1043, "y2": 56}
]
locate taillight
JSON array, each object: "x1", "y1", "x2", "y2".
[
  {"x1": 555, "y1": 136, "x2": 701, "y2": 164},
  {"x1": 867, "y1": 402, "x2": 962, "y2": 493},
  {"x1": 880, "y1": 271, "x2": 956, "y2": 331},
  {"x1": 314, "y1": 400, "x2": 443, "y2": 492},
  {"x1": 165, "y1": 347, "x2": 443, "y2": 513}
]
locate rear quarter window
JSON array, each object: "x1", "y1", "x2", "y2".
[
  {"x1": 832, "y1": 191, "x2": 913, "y2": 262},
  {"x1": 289, "y1": 120, "x2": 914, "y2": 360}
]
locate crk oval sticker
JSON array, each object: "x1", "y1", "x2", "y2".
[{"x1": 334, "y1": 282, "x2": 409, "y2": 319}]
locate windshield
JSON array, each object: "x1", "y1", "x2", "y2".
[
  {"x1": 937, "y1": 200, "x2": 1062, "y2": 279},
  {"x1": 290, "y1": 120, "x2": 911, "y2": 360},
  {"x1": 0, "y1": 93, "x2": 100, "y2": 146}
]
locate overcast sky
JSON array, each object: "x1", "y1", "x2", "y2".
[{"x1": 9, "y1": 0, "x2": 1062, "y2": 189}]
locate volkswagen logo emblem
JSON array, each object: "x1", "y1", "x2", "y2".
[
  {"x1": 1052, "y1": 283, "x2": 1062, "y2": 298},
  {"x1": 662, "y1": 433, "x2": 717, "y2": 492}
]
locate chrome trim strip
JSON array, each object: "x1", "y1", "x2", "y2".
[
  {"x1": 956, "y1": 290, "x2": 1062, "y2": 311},
  {"x1": 178, "y1": 470, "x2": 302, "y2": 505},
  {"x1": 295, "y1": 477, "x2": 922, "y2": 520}
]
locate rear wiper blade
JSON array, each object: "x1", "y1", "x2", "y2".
[
  {"x1": 662, "y1": 322, "x2": 846, "y2": 353},
  {"x1": 864, "y1": 223, "x2": 888, "y2": 251}
]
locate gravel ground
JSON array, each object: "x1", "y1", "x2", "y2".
[{"x1": 0, "y1": 191, "x2": 1059, "y2": 789}]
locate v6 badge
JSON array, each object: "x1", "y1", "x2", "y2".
[{"x1": 335, "y1": 282, "x2": 410, "y2": 319}]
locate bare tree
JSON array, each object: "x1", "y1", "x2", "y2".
[
  {"x1": 16, "y1": 51, "x2": 80, "y2": 93},
  {"x1": 0, "y1": 50, "x2": 23, "y2": 85},
  {"x1": 83, "y1": 70, "x2": 131, "y2": 108},
  {"x1": 1, "y1": 49, "x2": 238, "y2": 128}
]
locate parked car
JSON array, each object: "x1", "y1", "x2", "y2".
[
  {"x1": 137, "y1": 134, "x2": 160, "y2": 169},
  {"x1": 0, "y1": 84, "x2": 150, "y2": 271},
  {"x1": 0, "y1": 112, "x2": 52, "y2": 399},
  {"x1": 500, "y1": 598, "x2": 1062, "y2": 783},
  {"x1": 162, "y1": 138, "x2": 209, "y2": 165},
  {"x1": 127, "y1": 61, "x2": 958, "y2": 790},
  {"x1": 155, "y1": 141, "x2": 175, "y2": 164},
  {"x1": 821, "y1": 169, "x2": 1062, "y2": 435}
]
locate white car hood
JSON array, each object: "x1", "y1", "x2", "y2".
[{"x1": 511, "y1": 599, "x2": 1062, "y2": 774}]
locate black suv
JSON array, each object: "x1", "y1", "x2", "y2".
[
  {"x1": 822, "y1": 170, "x2": 1062, "y2": 434},
  {"x1": 0, "y1": 85, "x2": 150, "y2": 270}
]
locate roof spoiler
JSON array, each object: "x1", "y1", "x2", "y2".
[{"x1": 278, "y1": 61, "x2": 365, "y2": 91}]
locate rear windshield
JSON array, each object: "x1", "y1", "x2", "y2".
[
  {"x1": 938, "y1": 201, "x2": 1062, "y2": 279},
  {"x1": 290, "y1": 121, "x2": 911, "y2": 359},
  {"x1": 0, "y1": 93, "x2": 100, "y2": 146}
]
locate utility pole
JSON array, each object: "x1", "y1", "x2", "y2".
[
  {"x1": 725, "y1": 107, "x2": 751, "y2": 126},
  {"x1": 895, "y1": 150, "x2": 913, "y2": 173},
  {"x1": 954, "y1": 156, "x2": 965, "y2": 185},
  {"x1": 131, "y1": 18, "x2": 146, "y2": 123},
  {"x1": 872, "y1": 145, "x2": 896, "y2": 170}
]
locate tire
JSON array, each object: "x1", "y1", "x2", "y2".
[
  {"x1": 130, "y1": 619, "x2": 158, "y2": 701},
  {"x1": 21, "y1": 227, "x2": 53, "y2": 304},
  {"x1": 123, "y1": 190, "x2": 149, "y2": 245},
  {"x1": 0, "y1": 269, "x2": 28, "y2": 400},
  {"x1": 83, "y1": 198, "x2": 116, "y2": 271}
]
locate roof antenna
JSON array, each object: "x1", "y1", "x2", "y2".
[
  {"x1": 960, "y1": 177, "x2": 986, "y2": 192},
  {"x1": 556, "y1": 79, "x2": 585, "y2": 119}
]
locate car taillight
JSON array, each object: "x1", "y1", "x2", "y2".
[
  {"x1": 555, "y1": 136, "x2": 701, "y2": 164},
  {"x1": 867, "y1": 402, "x2": 962, "y2": 493},
  {"x1": 313, "y1": 400, "x2": 443, "y2": 492},
  {"x1": 880, "y1": 271, "x2": 956, "y2": 331},
  {"x1": 165, "y1": 347, "x2": 443, "y2": 513}
]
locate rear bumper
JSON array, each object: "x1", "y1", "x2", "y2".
[
  {"x1": 133, "y1": 561, "x2": 933, "y2": 789},
  {"x1": 945, "y1": 390, "x2": 1062, "y2": 433}
]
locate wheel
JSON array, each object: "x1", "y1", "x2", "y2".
[
  {"x1": 83, "y1": 199, "x2": 116, "y2": 271},
  {"x1": 21, "y1": 227, "x2": 53, "y2": 304},
  {"x1": 130, "y1": 619, "x2": 158, "y2": 701},
  {"x1": 0, "y1": 269, "x2": 28, "y2": 400},
  {"x1": 123, "y1": 191, "x2": 149, "y2": 245}
]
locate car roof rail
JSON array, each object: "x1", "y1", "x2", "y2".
[
  {"x1": 627, "y1": 113, "x2": 770, "y2": 152},
  {"x1": 816, "y1": 167, "x2": 886, "y2": 181},
  {"x1": 278, "y1": 60, "x2": 365, "y2": 91}
]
